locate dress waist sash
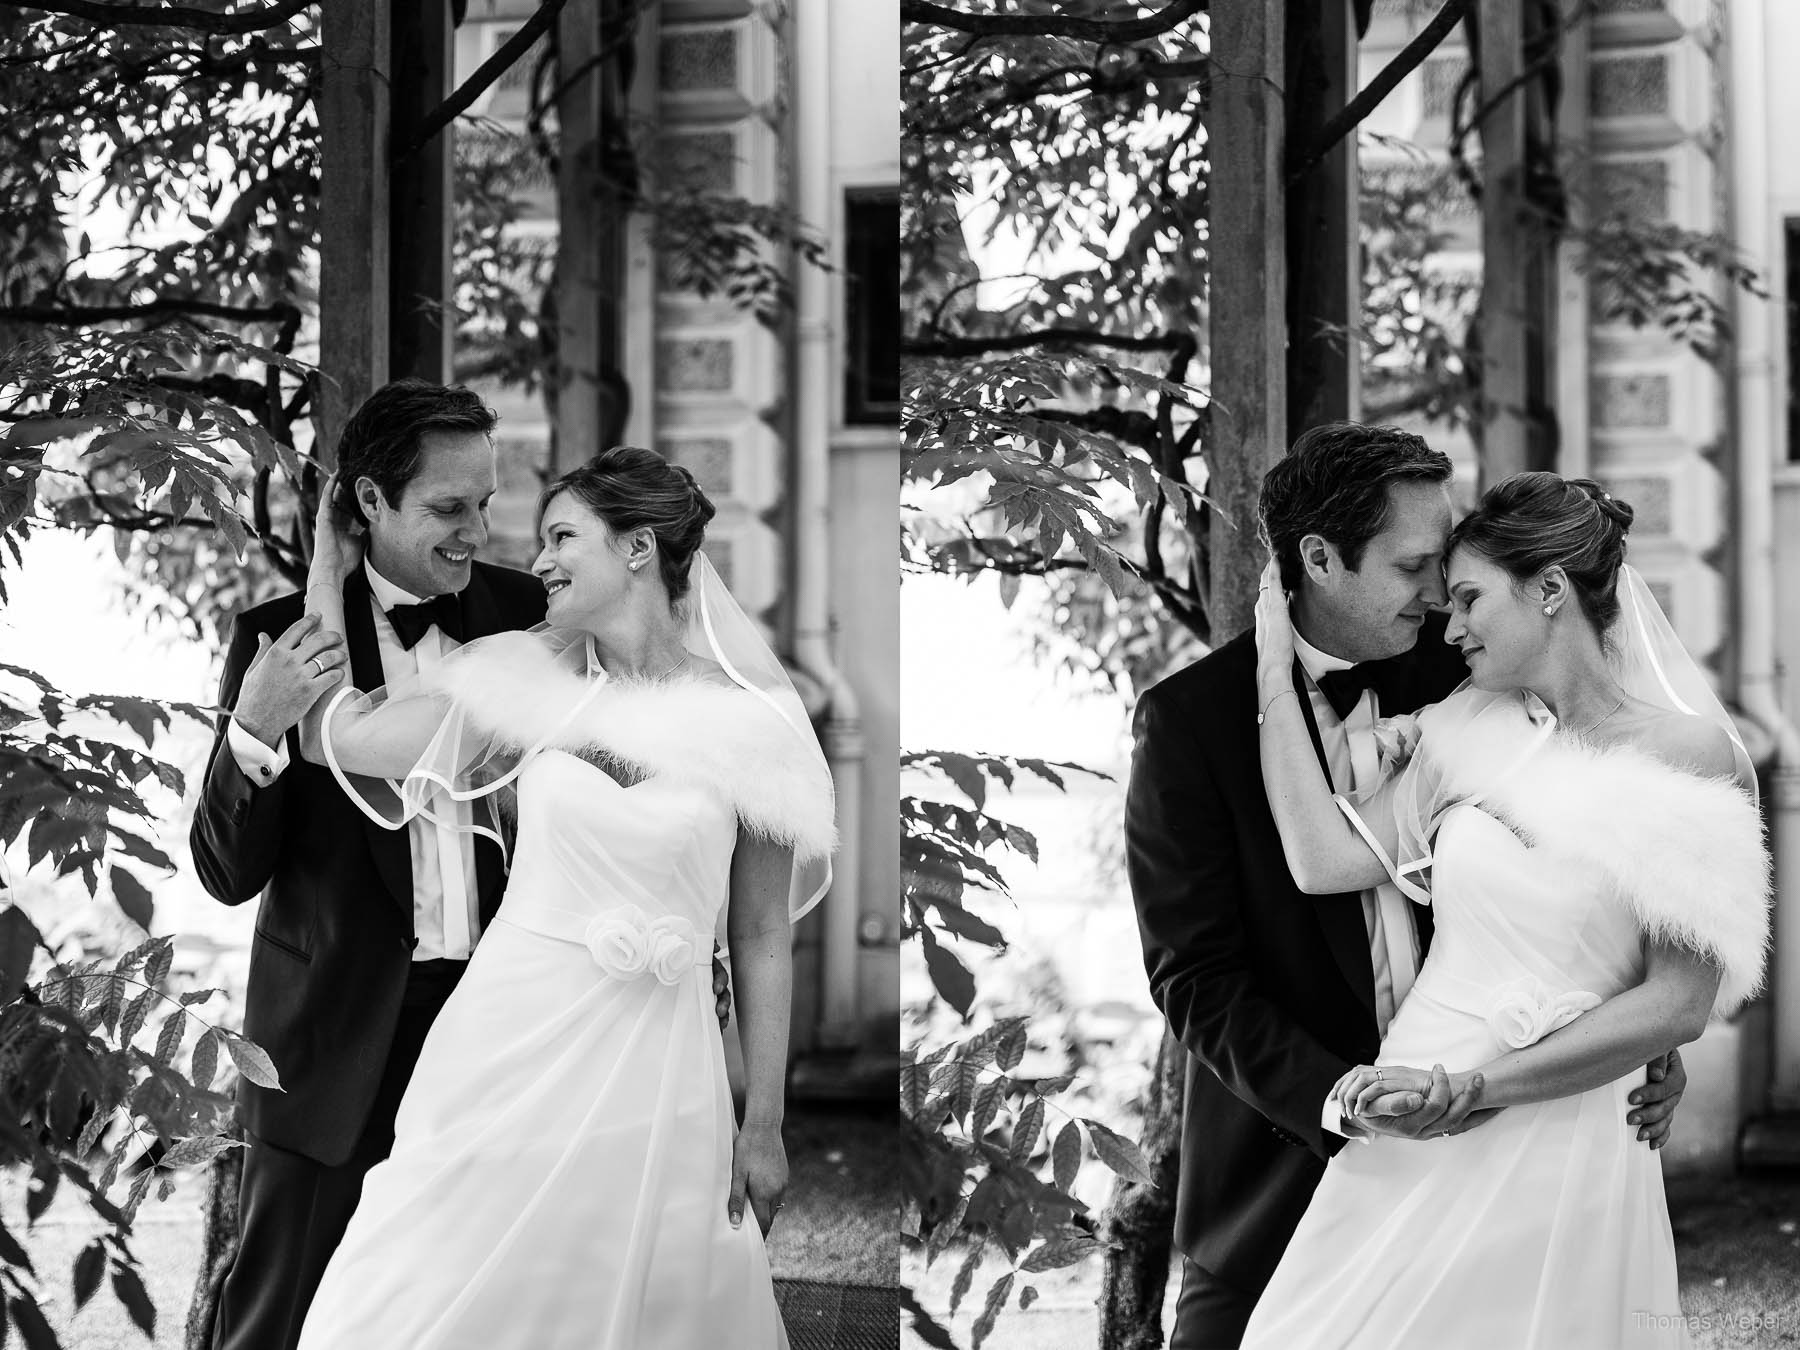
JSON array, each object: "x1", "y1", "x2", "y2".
[{"x1": 500, "y1": 901, "x2": 705, "y2": 986}]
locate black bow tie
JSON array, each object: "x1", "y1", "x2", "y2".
[
  {"x1": 1315, "y1": 665, "x2": 1378, "y2": 720},
  {"x1": 386, "y1": 594, "x2": 463, "y2": 650}
]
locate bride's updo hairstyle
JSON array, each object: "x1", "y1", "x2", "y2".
[
  {"x1": 1446, "y1": 471, "x2": 1636, "y2": 632},
  {"x1": 539, "y1": 446, "x2": 717, "y2": 601}
]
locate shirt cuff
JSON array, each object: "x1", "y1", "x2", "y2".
[
  {"x1": 1322, "y1": 1089, "x2": 1371, "y2": 1145},
  {"x1": 228, "y1": 717, "x2": 290, "y2": 787}
]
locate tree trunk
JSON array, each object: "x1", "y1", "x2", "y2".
[
  {"x1": 183, "y1": 1123, "x2": 243, "y2": 1349},
  {"x1": 1095, "y1": 0, "x2": 1294, "y2": 1340},
  {"x1": 1096, "y1": 1030, "x2": 1186, "y2": 1349}
]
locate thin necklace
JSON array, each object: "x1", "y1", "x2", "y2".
[
  {"x1": 1568, "y1": 694, "x2": 1627, "y2": 738},
  {"x1": 592, "y1": 644, "x2": 689, "y2": 682}
]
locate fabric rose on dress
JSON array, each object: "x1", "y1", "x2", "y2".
[
  {"x1": 1487, "y1": 977, "x2": 1601, "y2": 1049},
  {"x1": 584, "y1": 906, "x2": 701, "y2": 986},
  {"x1": 1371, "y1": 713, "x2": 1423, "y2": 777}
]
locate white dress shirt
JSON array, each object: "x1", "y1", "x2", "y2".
[
  {"x1": 1289, "y1": 630, "x2": 1422, "y2": 1140},
  {"x1": 228, "y1": 561, "x2": 480, "y2": 962}
]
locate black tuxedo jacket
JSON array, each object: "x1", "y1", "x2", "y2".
[
  {"x1": 1124, "y1": 612, "x2": 1468, "y2": 1293},
  {"x1": 189, "y1": 561, "x2": 547, "y2": 1165}
]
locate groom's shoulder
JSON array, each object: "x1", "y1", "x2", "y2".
[
  {"x1": 230, "y1": 588, "x2": 305, "y2": 637},
  {"x1": 1139, "y1": 628, "x2": 1256, "y2": 717},
  {"x1": 471, "y1": 559, "x2": 548, "y2": 625},
  {"x1": 1391, "y1": 611, "x2": 1467, "y2": 700}
]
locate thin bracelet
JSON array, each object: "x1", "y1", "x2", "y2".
[{"x1": 1256, "y1": 687, "x2": 1298, "y2": 725}]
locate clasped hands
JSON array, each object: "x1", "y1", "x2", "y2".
[
  {"x1": 1331, "y1": 1063, "x2": 1490, "y2": 1141},
  {"x1": 1332, "y1": 1048, "x2": 1687, "y2": 1147}
]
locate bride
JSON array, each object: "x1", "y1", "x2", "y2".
[
  {"x1": 1241, "y1": 472, "x2": 1768, "y2": 1349},
  {"x1": 290, "y1": 446, "x2": 835, "y2": 1349}
]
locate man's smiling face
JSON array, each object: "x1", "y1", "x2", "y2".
[
  {"x1": 1300, "y1": 479, "x2": 1454, "y2": 663},
  {"x1": 358, "y1": 429, "x2": 496, "y2": 597}
]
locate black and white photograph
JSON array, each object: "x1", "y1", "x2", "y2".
[
  {"x1": 0, "y1": 1, "x2": 898, "y2": 1347},
  {"x1": 902, "y1": 2, "x2": 1799, "y2": 1348}
]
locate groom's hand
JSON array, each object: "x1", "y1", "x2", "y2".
[
  {"x1": 712, "y1": 946, "x2": 731, "y2": 1031},
  {"x1": 1353, "y1": 1065, "x2": 1488, "y2": 1141},
  {"x1": 1627, "y1": 1048, "x2": 1686, "y2": 1149}
]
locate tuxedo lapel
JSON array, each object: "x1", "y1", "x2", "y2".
[
  {"x1": 342, "y1": 569, "x2": 415, "y2": 924},
  {"x1": 452, "y1": 564, "x2": 511, "y2": 923},
  {"x1": 1366, "y1": 646, "x2": 1437, "y2": 958},
  {"x1": 457, "y1": 563, "x2": 505, "y2": 640},
  {"x1": 1289, "y1": 658, "x2": 1380, "y2": 1021}
]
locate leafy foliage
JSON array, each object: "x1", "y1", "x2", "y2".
[
  {"x1": 901, "y1": 750, "x2": 1147, "y2": 1350},
  {"x1": 903, "y1": 0, "x2": 1214, "y2": 642},
  {"x1": 0, "y1": 928, "x2": 276, "y2": 1347},
  {"x1": 901, "y1": 4, "x2": 1210, "y2": 1339}
]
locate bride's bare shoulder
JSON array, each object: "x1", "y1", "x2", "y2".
[{"x1": 1624, "y1": 709, "x2": 1739, "y2": 781}]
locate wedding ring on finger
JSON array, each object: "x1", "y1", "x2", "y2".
[{"x1": 309, "y1": 656, "x2": 325, "y2": 677}]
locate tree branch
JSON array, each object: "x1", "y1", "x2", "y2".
[
  {"x1": 0, "y1": 299, "x2": 294, "y2": 325},
  {"x1": 901, "y1": 0, "x2": 1206, "y2": 44},
  {"x1": 1034, "y1": 406, "x2": 1161, "y2": 454},
  {"x1": 2, "y1": 0, "x2": 312, "y2": 36},
  {"x1": 1287, "y1": 0, "x2": 1473, "y2": 184},
  {"x1": 151, "y1": 373, "x2": 270, "y2": 414},
  {"x1": 909, "y1": 57, "x2": 1209, "y2": 138},
  {"x1": 400, "y1": 0, "x2": 574, "y2": 160},
  {"x1": 904, "y1": 327, "x2": 1192, "y2": 357}
]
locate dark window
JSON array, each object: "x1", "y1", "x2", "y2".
[
  {"x1": 1788, "y1": 218, "x2": 1800, "y2": 461},
  {"x1": 845, "y1": 190, "x2": 900, "y2": 426}
]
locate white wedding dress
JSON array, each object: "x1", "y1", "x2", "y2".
[
  {"x1": 295, "y1": 625, "x2": 836, "y2": 1350},
  {"x1": 1241, "y1": 691, "x2": 1768, "y2": 1350}
]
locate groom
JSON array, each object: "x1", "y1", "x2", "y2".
[
  {"x1": 190, "y1": 379, "x2": 551, "y2": 1350},
  {"x1": 1124, "y1": 421, "x2": 1687, "y2": 1349}
]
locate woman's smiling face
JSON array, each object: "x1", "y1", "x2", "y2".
[
  {"x1": 1443, "y1": 547, "x2": 1545, "y2": 690},
  {"x1": 530, "y1": 490, "x2": 638, "y2": 630}
]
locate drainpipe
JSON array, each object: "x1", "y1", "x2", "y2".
[
  {"x1": 1727, "y1": 0, "x2": 1800, "y2": 1112},
  {"x1": 791, "y1": 0, "x2": 865, "y2": 1049}
]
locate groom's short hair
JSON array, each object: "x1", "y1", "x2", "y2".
[
  {"x1": 1259, "y1": 422, "x2": 1452, "y2": 591},
  {"x1": 334, "y1": 379, "x2": 498, "y2": 527}
]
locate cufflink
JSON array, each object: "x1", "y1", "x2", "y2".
[{"x1": 259, "y1": 766, "x2": 272, "y2": 779}]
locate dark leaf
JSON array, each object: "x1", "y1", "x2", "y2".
[
  {"x1": 919, "y1": 928, "x2": 976, "y2": 1019},
  {"x1": 7, "y1": 1294, "x2": 59, "y2": 1350},
  {"x1": 110, "y1": 1262, "x2": 155, "y2": 1336},
  {"x1": 970, "y1": 1271, "x2": 1015, "y2": 1350},
  {"x1": 1050, "y1": 1121, "x2": 1083, "y2": 1195},
  {"x1": 190, "y1": 1028, "x2": 220, "y2": 1092},
  {"x1": 1082, "y1": 1117, "x2": 1156, "y2": 1185},
  {"x1": 947, "y1": 1239, "x2": 985, "y2": 1316},
  {"x1": 72, "y1": 1241, "x2": 105, "y2": 1310},
  {"x1": 160, "y1": 1133, "x2": 242, "y2": 1170},
  {"x1": 899, "y1": 1286, "x2": 961, "y2": 1350},
  {"x1": 0, "y1": 907, "x2": 41, "y2": 1002},
  {"x1": 110, "y1": 867, "x2": 154, "y2": 931},
  {"x1": 1009, "y1": 1098, "x2": 1045, "y2": 1163}
]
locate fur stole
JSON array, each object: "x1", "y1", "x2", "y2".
[
  {"x1": 1429, "y1": 706, "x2": 1770, "y2": 1018},
  {"x1": 423, "y1": 630, "x2": 836, "y2": 862}
]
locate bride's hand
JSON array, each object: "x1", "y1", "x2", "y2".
[
  {"x1": 1336, "y1": 1063, "x2": 1434, "y2": 1118},
  {"x1": 1254, "y1": 559, "x2": 1296, "y2": 679},
  {"x1": 309, "y1": 469, "x2": 365, "y2": 588},
  {"x1": 729, "y1": 1120, "x2": 788, "y2": 1237}
]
